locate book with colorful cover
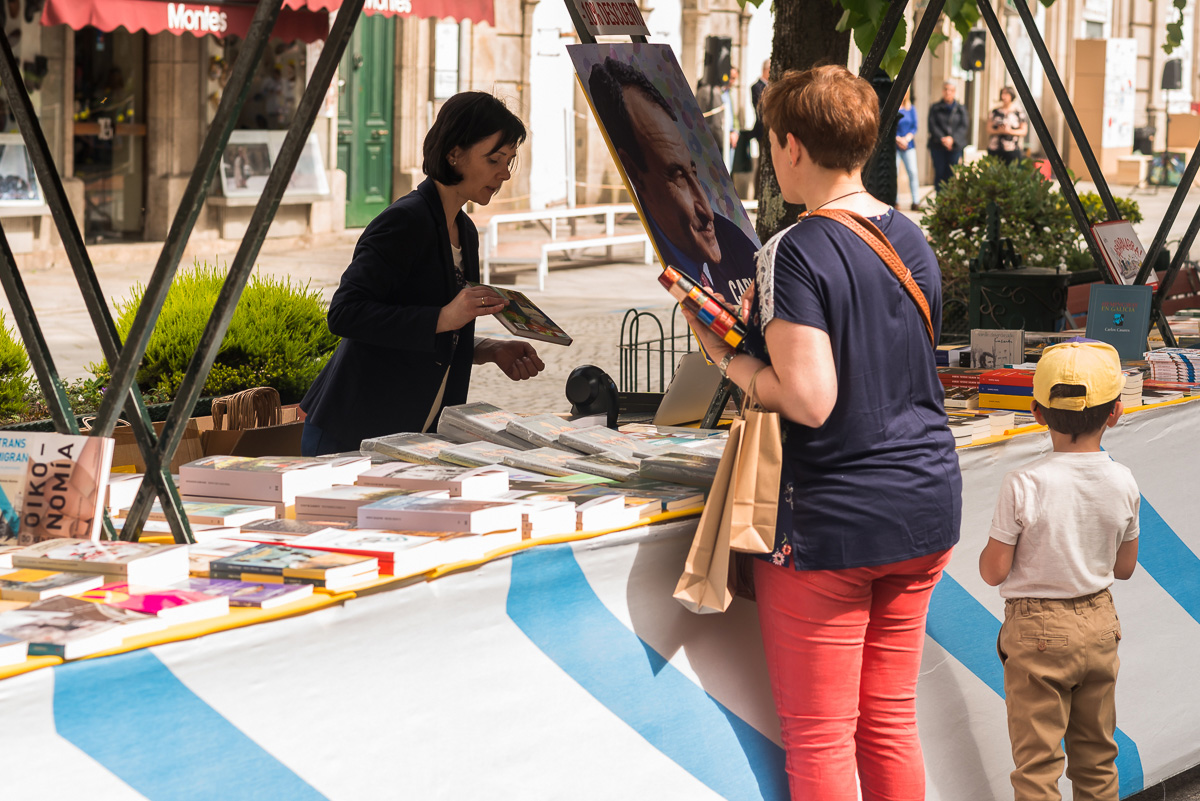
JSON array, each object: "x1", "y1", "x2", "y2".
[
  {"x1": 355, "y1": 464, "x2": 508, "y2": 499},
  {"x1": 1092, "y1": 220, "x2": 1156, "y2": 288},
  {"x1": 469, "y1": 282, "x2": 573, "y2": 346},
  {"x1": 284, "y1": 528, "x2": 462, "y2": 577},
  {"x1": 209, "y1": 544, "x2": 378, "y2": 589},
  {"x1": 79, "y1": 582, "x2": 230, "y2": 624},
  {"x1": 1086, "y1": 283, "x2": 1154, "y2": 361},
  {"x1": 187, "y1": 540, "x2": 264, "y2": 577},
  {"x1": 12, "y1": 538, "x2": 189, "y2": 586},
  {"x1": 176, "y1": 577, "x2": 314, "y2": 609},
  {"x1": 0, "y1": 569, "x2": 106, "y2": 602},
  {"x1": 0, "y1": 595, "x2": 161, "y2": 658},
  {"x1": 657, "y1": 266, "x2": 745, "y2": 348},
  {"x1": 0, "y1": 432, "x2": 115, "y2": 546},
  {"x1": 359, "y1": 433, "x2": 455, "y2": 464}
]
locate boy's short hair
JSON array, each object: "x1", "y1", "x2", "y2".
[
  {"x1": 1036, "y1": 384, "x2": 1117, "y2": 442},
  {"x1": 1032, "y1": 341, "x2": 1124, "y2": 442},
  {"x1": 758, "y1": 65, "x2": 878, "y2": 172}
]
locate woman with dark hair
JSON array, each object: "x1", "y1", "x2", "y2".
[
  {"x1": 300, "y1": 92, "x2": 544, "y2": 456},
  {"x1": 683, "y1": 65, "x2": 961, "y2": 800},
  {"x1": 988, "y1": 86, "x2": 1028, "y2": 164}
]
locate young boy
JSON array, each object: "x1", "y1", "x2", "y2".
[{"x1": 979, "y1": 341, "x2": 1140, "y2": 801}]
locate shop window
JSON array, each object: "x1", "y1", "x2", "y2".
[
  {"x1": 73, "y1": 27, "x2": 146, "y2": 243},
  {"x1": 222, "y1": 38, "x2": 308, "y2": 130}
]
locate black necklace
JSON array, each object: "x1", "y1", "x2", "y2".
[{"x1": 798, "y1": 189, "x2": 869, "y2": 220}]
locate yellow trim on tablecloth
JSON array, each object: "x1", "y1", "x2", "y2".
[{"x1": 0, "y1": 655, "x2": 63, "y2": 681}]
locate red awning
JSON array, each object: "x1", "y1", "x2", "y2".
[
  {"x1": 43, "y1": 0, "x2": 330, "y2": 42},
  {"x1": 284, "y1": 0, "x2": 493, "y2": 27}
]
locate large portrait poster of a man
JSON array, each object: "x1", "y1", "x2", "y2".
[{"x1": 568, "y1": 43, "x2": 759, "y2": 303}]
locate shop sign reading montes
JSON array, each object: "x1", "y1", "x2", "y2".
[{"x1": 166, "y1": 3, "x2": 229, "y2": 34}]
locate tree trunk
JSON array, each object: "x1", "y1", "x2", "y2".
[{"x1": 755, "y1": 0, "x2": 852, "y2": 244}]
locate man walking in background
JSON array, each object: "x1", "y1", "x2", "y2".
[{"x1": 928, "y1": 81, "x2": 969, "y2": 191}]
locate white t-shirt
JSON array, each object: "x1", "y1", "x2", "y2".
[{"x1": 987, "y1": 451, "x2": 1140, "y2": 599}]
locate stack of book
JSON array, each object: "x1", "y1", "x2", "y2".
[
  {"x1": 501, "y1": 447, "x2": 589, "y2": 478},
  {"x1": 0, "y1": 595, "x2": 164, "y2": 659},
  {"x1": 978, "y1": 368, "x2": 1036, "y2": 412},
  {"x1": 78, "y1": 583, "x2": 231, "y2": 625},
  {"x1": 935, "y1": 343, "x2": 971, "y2": 368},
  {"x1": 937, "y1": 367, "x2": 988, "y2": 391},
  {"x1": 208, "y1": 544, "x2": 379, "y2": 592},
  {"x1": 438, "y1": 403, "x2": 533, "y2": 449},
  {"x1": 178, "y1": 577, "x2": 315, "y2": 609},
  {"x1": 0, "y1": 570, "x2": 105, "y2": 602},
  {"x1": 355, "y1": 464, "x2": 509, "y2": 499},
  {"x1": 179, "y1": 456, "x2": 340, "y2": 509},
  {"x1": 357, "y1": 495, "x2": 523, "y2": 535},
  {"x1": 943, "y1": 387, "x2": 979, "y2": 410},
  {"x1": 11, "y1": 539, "x2": 190, "y2": 586},
  {"x1": 359, "y1": 433, "x2": 455, "y2": 465},
  {"x1": 292, "y1": 486, "x2": 437, "y2": 524},
  {"x1": 946, "y1": 416, "x2": 988, "y2": 445},
  {"x1": 142, "y1": 501, "x2": 277, "y2": 528},
  {"x1": 947, "y1": 409, "x2": 1016, "y2": 437},
  {"x1": 637, "y1": 452, "x2": 721, "y2": 487},
  {"x1": 1145, "y1": 348, "x2": 1200, "y2": 382},
  {"x1": 1121, "y1": 368, "x2": 1144, "y2": 408}
]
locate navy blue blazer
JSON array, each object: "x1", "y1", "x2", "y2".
[{"x1": 301, "y1": 178, "x2": 480, "y2": 445}]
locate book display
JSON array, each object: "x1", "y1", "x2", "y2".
[{"x1": 0, "y1": 432, "x2": 115, "y2": 545}]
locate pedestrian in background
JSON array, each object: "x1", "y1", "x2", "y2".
[
  {"x1": 988, "y1": 86, "x2": 1028, "y2": 164},
  {"x1": 927, "y1": 81, "x2": 968, "y2": 191},
  {"x1": 896, "y1": 89, "x2": 921, "y2": 210}
]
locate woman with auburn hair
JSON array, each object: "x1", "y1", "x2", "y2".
[{"x1": 683, "y1": 65, "x2": 962, "y2": 800}]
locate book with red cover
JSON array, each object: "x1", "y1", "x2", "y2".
[{"x1": 978, "y1": 368, "x2": 1036, "y2": 388}]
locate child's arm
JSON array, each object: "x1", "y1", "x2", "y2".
[
  {"x1": 979, "y1": 538, "x2": 1016, "y2": 586},
  {"x1": 1114, "y1": 538, "x2": 1138, "y2": 580}
]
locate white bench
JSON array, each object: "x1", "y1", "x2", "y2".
[{"x1": 481, "y1": 204, "x2": 653, "y2": 291}]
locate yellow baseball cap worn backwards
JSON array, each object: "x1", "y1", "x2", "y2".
[{"x1": 1033, "y1": 341, "x2": 1124, "y2": 411}]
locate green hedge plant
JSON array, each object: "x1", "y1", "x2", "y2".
[
  {"x1": 923, "y1": 156, "x2": 1142, "y2": 302},
  {"x1": 93, "y1": 262, "x2": 339, "y2": 405},
  {"x1": 0, "y1": 311, "x2": 32, "y2": 420}
]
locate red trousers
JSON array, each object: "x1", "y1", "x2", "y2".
[{"x1": 754, "y1": 548, "x2": 953, "y2": 801}]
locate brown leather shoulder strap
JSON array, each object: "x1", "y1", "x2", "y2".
[{"x1": 803, "y1": 208, "x2": 936, "y2": 348}]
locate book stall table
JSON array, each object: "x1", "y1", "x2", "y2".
[{"x1": 0, "y1": 398, "x2": 1198, "y2": 800}]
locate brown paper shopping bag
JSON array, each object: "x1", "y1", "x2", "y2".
[
  {"x1": 728, "y1": 371, "x2": 782, "y2": 554},
  {"x1": 673, "y1": 418, "x2": 742, "y2": 614}
]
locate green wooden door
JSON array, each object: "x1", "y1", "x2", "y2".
[{"x1": 339, "y1": 13, "x2": 395, "y2": 229}]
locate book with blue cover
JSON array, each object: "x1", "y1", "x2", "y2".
[{"x1": 1086, "y1": 284, "x2": 1154, "y2": 360}]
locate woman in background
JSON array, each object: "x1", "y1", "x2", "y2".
[
  {"x1": 895, "y1": 90, "x2": 921, "y2": 210},
  {"x1": 988, "y1": 86, "x2": 1028, "y2": 164},
  {"x1": 300, "y1": 92, "x2": 544, "y2": 456}
]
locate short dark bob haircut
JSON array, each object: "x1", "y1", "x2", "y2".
[{"x1": 422, "y1": 91, "x2": 527, "y2": 186}]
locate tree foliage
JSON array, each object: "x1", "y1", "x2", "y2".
[{"x1": 741, "y1": 0, "x2": 1186, "y2": 79}]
